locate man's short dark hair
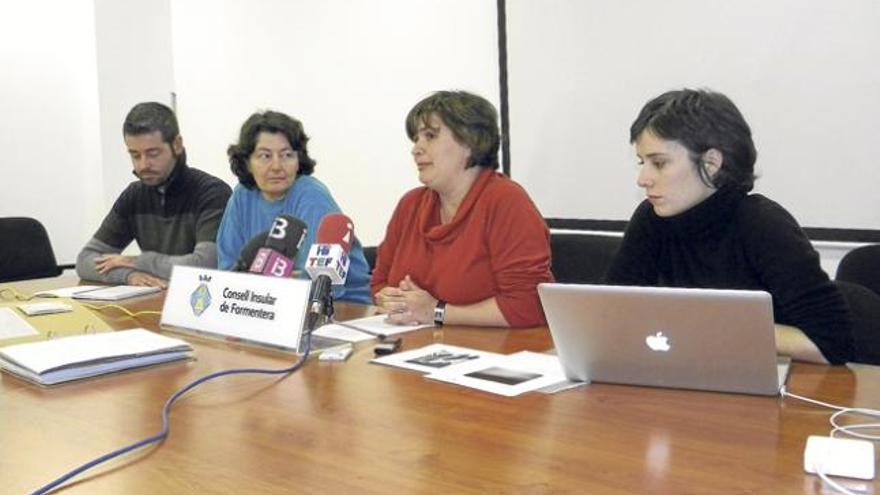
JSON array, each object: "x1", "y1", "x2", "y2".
[
  {"x1": 227, "y1": 111, "x2": 316, "y2": 189},
  {"x1": 123, "y1": 102, "x2": 180, "y2": 144},
  {"x1": 630, "y1": 89, "x2": 757, "y2": 192},
  {"x1": 405, "y1": 90, "x2": 500, "y2": 170}
]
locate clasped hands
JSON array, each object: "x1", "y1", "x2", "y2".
[{"x1": 375, "y1": 275, "x2": 437, "y2": 325}]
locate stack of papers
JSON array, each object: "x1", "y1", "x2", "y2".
[
  {"x1": 372, "y1": 343, "x2": 575, "y2": 397},
  {"x1": 0, "y1": 329, "x2": 192, "y2": 386}
]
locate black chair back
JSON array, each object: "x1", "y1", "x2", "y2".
[
  {"x1": 362, "y1": 246, "x2": 377, "y2": 274},
  {"x1": 550, "y1": 233, "x2": 622, "y2": 284},
  {"x1": 835, "y1": 281, "x2": 880, "y2": 365},
  {"x1": 836, "y1": 244, "x2": 880, "y2": 296},
  {"x1": 0, "y1": 217, "x2": 65, "y2": 282}
]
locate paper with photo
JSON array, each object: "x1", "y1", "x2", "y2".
[
  {"x1": 315, "y1": 315, "x2": 433, "y2": 343},
  {"x1": 371, "y1": 343, "x2": 502, "y2": 374},
  {"x1": 426, "y1": 351, "x2": 570, "y2": 397}
]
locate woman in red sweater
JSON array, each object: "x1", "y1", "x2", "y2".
[{"x1": 371, "y1": 91, "x2": 553, "y2": 328}]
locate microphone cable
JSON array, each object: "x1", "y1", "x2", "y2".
[{"x1": 29, "y1": 334, "x2": 313, "y2": 495}]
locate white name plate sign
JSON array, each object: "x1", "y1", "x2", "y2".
[{"x1": 161, "y1": 266, "x2": 311, "y2": 352}]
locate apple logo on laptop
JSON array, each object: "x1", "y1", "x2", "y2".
[{"x1": 645, "y1": 331, "x2": 671, "y2": 352}]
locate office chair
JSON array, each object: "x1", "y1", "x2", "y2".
[
  {"x1": 0, "y1": 217, "x2": 74, "y2": 283},
  {"x1": 550, "y1": 233, "x2": 622, "y2": 284},
  {"x1": 835, "y1": 281, "x2": 880, "y2": 365},
  {"x1": 362, "y1": 246, "x2": 377, "y2": 274},
  {"x1": 836, "y1": 244, "x2": 880, "y2": 296}
]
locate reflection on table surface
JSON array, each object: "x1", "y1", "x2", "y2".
[{"x1": 2, "y1": 276, "x2": 878, "y2": 494}]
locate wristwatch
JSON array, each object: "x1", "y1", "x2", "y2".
[{"x1": 433, "y1": 300, "x2": 447, "y2": 326}]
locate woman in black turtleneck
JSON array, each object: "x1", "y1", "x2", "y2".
[{"x1": 606, "y1": 89, "x2": 854, "y2": 364}]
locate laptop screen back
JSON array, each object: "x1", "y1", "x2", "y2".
[{"x1": 538, "y1": 283, "x2": 787, "y2": 396}]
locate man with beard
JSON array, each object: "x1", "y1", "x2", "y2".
[{"x1": 76, "y1": 102, "x2": 231, "y2": 287}]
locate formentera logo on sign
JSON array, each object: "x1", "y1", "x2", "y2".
[{"x1": 190, "y1": 274, "x2": 213, "y2": 317}]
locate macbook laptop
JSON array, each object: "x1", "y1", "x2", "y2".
[{"x1": 537, "y1": 283, "x2": 791, "y2": 396}]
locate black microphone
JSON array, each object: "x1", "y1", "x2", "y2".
[
  {"x1": 235, "y1": 215, "x2": 308, "y2": 276},
  {"x1": 233, "y1": 231, "x2": 268, "y2": 272}
]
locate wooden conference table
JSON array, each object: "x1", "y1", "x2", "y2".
[{"x1": 2, "y1": 277, "x2": 879, "y2": 495}]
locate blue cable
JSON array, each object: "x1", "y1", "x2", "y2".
[{"x1": 30, "y1": 336, "x2": 312, "y2": 495}]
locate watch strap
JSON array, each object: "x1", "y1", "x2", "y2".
[{"x1": 433, "y1": 300, "x2": 447, "y2": 326}]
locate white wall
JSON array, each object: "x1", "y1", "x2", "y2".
[
  {"x1": 507, "y1": 0, "x2": 880, "y2": 230},
  {"x1": 94, "y1": 0, "x2": 175, "y2": 218},
  {"x1": 169, "y1": 0, "x2": 500, "y2": 246},
  {"x1": 0, "y1": 0, "x2": 104, "y2": 264},
  {"x1": 2, "y1": 1, "x2": 873, "y2": 271}
]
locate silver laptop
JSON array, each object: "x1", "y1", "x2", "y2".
[{"x1": 538, "y1": 283, "x2": 791, "y2": 396}]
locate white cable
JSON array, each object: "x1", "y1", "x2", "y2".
[
  {"x1": 781, "y1": 387, "x2": 879, "y2": 495},
  {"x1": 781, "y1": 387, "x2": 848, "y2": 411},
  {"x1": 830, "y1": 409, "x2": 880, "y2": 441},
  {"x1": 783, "y1": 388, "x2": 880, "y2": 439}
]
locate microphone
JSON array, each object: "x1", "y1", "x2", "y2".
[
  {"x1": 239, "y1": 215, "x2": 308, "y2": 277},
  {"x1": 304, "y1": 213, "x2": 353, "y2": 284},
  {"x1": 233, "y1": 231, "x2": 268, "y2": 272},
  {"x1": 304, "y1": 213, "x2": 354, "y2": 330}
]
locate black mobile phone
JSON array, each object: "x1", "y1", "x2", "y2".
[{"x1": 373, "y1": 337, "x2": 402, "y2": 356}]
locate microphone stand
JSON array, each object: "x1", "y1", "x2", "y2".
[
  {"x1": 298, "y1": 276, "x2": 335, "y2": 356},
  {"x1": 305, "y1": 275, "x2": 334, "y2": 334}
]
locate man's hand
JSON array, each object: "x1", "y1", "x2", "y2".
[
  {"x1": 95, "y1": 254, "x2": 137, "y2": 274},
  {"x1": 126, "y1": 271, "x2": 168, "y2": 289}
]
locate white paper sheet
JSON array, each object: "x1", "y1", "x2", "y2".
[
  {"x1": 0, "y1": 308, "x2": 39, "y2": 341},
  {"x1": 315, "y1": 315, "x2": 432, "y2": 343},
  {"x1": 16, "y1": 302, "x2": 73, "y2": 316}
]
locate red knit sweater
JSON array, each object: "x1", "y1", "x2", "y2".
[{"x1": 371, "y1": 170, "x2": 553, "y2": 327}]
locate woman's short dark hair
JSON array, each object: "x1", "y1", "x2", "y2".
[
  {"x1": 630, "y1": 89, "x2": 757, "y2": 192},
  {"x1": 405, "y1": 90, "x2": 500, "y2": 170},
  {"x1": 228, "y1": 110, "x2": 316, "y2": 189}
]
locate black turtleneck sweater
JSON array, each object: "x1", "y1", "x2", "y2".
[{"x1": 606, "y1": 188, "x2": 854, "y2": 364}]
